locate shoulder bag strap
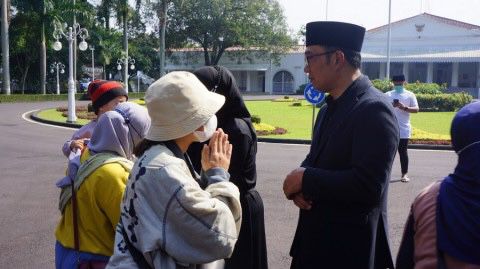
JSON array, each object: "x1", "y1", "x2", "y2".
[{"x1": 71, "y1": 178, "x2": 80, "y2": 252}]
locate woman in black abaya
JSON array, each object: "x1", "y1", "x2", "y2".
[{"x1": 188, "y1": 66, "x2": 268, "y2": 269}]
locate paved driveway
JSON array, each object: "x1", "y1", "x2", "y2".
[{"x1": 0, "y1": 101, "x2": 456, "y2": 268}]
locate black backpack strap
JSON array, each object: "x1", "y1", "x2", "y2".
[{"x1": 120, "y1": 220, "x2": 153, "y2": 269}]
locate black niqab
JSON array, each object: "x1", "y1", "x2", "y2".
[{"x1": 193, "y1": 66, "x2": 251, "y2": 126}]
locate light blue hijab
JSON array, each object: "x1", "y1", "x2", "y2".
[{"x1": 88, "y1": 102, "x2": 151, "y2": 160}]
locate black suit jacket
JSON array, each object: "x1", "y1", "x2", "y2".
[{"x1": 290, "y1": 76, "x2": 399, "y2": 269}]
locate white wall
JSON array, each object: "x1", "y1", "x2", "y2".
[
  {"x1": 364, "y1": 14, "x2": 480, "y2": 55},
  {"x1": 267, "y1": 52, "x2": 308, "y2": 94}
]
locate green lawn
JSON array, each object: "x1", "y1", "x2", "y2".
[
  {"x1": 37, "y1": 100, "x2": 455, "y2": 141},
  {"x1": 246, "y1": 100, "x2": 319, "y2": 139},
  {"x1": 245, "y1": 100, "x2": 454, "y2": 140},
  {"x1": 410, "y1": 112, "x2": 454, "y2": 136},
  {"x1": 37, "y1": 108, "x2": 91, "y2": 125}
]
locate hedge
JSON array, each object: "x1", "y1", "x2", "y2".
[
  {"x1": 372, "y1": 79, "x2": 446, "y2": 94},
  {"x1": 417, "y1": 92, "x2": 472, "y2": 112},
  {"x1": 0, "y1": 92, "x2": 145, "y2": 103},
  {"x1": 371, "y1": 79, "x2": 471, "y2": 111}
]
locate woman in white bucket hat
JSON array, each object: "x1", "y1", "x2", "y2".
[{"x1": 107, "y1": 71, "x2": 242, "y2": 269}]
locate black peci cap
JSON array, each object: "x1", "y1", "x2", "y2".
[{"x1": 306, "y1": 21, "x2": 366, "y2": 52}]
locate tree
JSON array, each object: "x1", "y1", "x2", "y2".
[
  {"x1": 14, "y1": 0, "x2": 55, "y2": 94},
  {"x1": 10, "y1": 11, "x2": 41, "y2": 93},
  {"x1": 168, "y1": 0, "x2": 294, "y2": 66},
  {"x1": 9, "y1": 0, "x2": 94, "y2": 93},
  {"x1": 1, "y1": 0, "x2": 11, "y2": 94},
  {"x1": 132, "y1": 0, "x2": 173, "y2": 77}
]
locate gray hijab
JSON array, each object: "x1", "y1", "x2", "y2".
[{"x1": 88, "y1": 102, "x2": 151, "y2": 160}]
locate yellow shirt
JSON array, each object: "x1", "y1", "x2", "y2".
[{"x1": 55, "y1": 161, "x2": 129, "y2": 256}]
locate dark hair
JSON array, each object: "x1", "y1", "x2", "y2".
[
  {"x1": 133, "y1": 139, "x2": 164, "y2": 157},
  {"x1": 324, "y1": 46, "x2": 362, "y2": 69}
]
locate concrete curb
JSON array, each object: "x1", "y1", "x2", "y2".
[
  {"x1": 258, "y1": 138, "x2": 453, "y2": 151},
  {"x1": 30, "y1": 110, "x2": 84, "y2": 128},
  {"x1": 29, "y1": 109, "x2": 453, "y2": 151}
]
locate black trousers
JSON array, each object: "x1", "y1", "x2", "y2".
[{"x1": 398, "y1": 139, "x2": 409, "y2": 174}]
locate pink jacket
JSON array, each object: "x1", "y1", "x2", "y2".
[{"x1": 397, "y1": 181, "x2": 480, "y2": 269}]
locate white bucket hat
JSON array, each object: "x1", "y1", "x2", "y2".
[{"x1": 145, "y1": 71, "x2": 225, "y2": 141}]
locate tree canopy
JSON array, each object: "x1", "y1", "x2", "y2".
[
  {"x1": 5, "y1": 0, "x2": 295, "y2": 93},
  {"x1": 168, "y1": 0, "x2": 294, "y2": 65}
]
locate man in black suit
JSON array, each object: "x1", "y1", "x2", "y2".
[{"x1": 283, "y1": 21, "x2": 399, "y2": 269}]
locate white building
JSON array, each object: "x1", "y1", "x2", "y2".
[{"x1": 165, "y1": 13, "x2": 480, "y2": 97}]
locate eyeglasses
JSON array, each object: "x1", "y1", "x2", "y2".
[{"x1": 304, "y1": 50, "x2": 336, "y2": 66}]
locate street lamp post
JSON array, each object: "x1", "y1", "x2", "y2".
[
  {"x1": 53, "y1": 23, "x2": 88, "y2": 123},
  {"x1": 137, "y1": 71, "x2": 140, "y2": 93},
  {"x1": 89, "y1": 45, "x2": 95, "y2": 80},
  {"x1": 117, "y1": 56, "x2": 135, "y2": 92},
  {"x1": 50, "y1": 62, "x2": 65, "y2": 95}
]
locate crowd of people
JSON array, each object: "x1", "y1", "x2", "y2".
[{"x1": 53, "y1": 20, "x2": 479, "y2": 269}]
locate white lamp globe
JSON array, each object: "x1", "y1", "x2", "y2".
[
  {"x1": 53, "y1": 41, "x2": 62, "y2": 51},
  {"x1": 130, "y1": 64, "x2": 135, "y2": 70},
  {"x1": 117, "y1": 64, "x2": 122, "y2": 71},
  {"x1": 61, "y1": 69, "x2": 65, "y2": 74},
  {"x1": 78, "y1": 40, "x2": 88, "y2": 51}
]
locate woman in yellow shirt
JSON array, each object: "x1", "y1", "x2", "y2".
[{"x1": 55, "y1": 102, "x2": 150, "y2": 269}]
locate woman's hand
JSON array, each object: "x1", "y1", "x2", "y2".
[{"x1": 201, "y1": 129, "x2": 232, "y2": 171}]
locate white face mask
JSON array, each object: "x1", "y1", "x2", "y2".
[{"x1": 194, "y1": 115, "x2": 217, "y2": 143}]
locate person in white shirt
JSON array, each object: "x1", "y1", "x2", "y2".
[{"x1": 386, "y1": 74, "x2": 419, "y2": 182}]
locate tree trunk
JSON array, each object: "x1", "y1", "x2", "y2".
[
  {"x1": 213, "y1": 48, "x2": 225, "y2": 66},
  {"x1": 203, "y1": 45, "x2": 211, "y2": 66},
  {"x1": 158, "y1": 0, "x2": 167, "y2": 77},
  {"x1": 40, "y1": 0, "x2": 46, "y2": 94},
  {"x1": 21, "y1": 65, "x2": 30, "y2": 94},
  {"x1": 1, "y1": 0, "x2": 11, "y2": 94}
]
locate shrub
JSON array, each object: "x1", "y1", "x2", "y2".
[
  {"x1": 251, "y1": 114, "x2": 261, "y2": 124},
  {"x1": 372, "y1": 79, "x2": 446, "y2": 95},
  {"x1": 291, "y1": 102, "x2": 302, "y2": 106},
  {"x1": 132, "y1": 99, "x2": 146, "y2": 105},
  {"x1": 297, "y1": 83, "x2": 308, "y2": 94},
  {"x1": 0, "y1": 93, "x2": 84, "y2": 103},
  {"x1": 57, "y1": 105, "x2": 97, "y2": 120},
  {"x1": 0, "y1": 92, "x2": 145, "y2": 103},
  {"x1": 372, "y1": 79, "x2": 393, "y2": 93},
  {"x1": 253, "y1": 122, "x2": 287, "y2": 136},
  {"x1": 406, "y1": 82, "x2": 445, "y2": 95},
  {"x1": 272, "y1": 97, "x2": 297, "y2": 102},
  {"x1": 417, "y1": 92, "x2": 473, "y2": 112}
]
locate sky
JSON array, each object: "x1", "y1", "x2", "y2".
[{"x1": 275, "y1": 0, "x2": 480, "y2": 33}]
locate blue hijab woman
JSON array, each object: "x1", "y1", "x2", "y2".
[
  {"x1": 437, "y1": 101, "x2": 480, "y2": 266},
  {"x1": 396, "y1": 101, "x2": 480, "y2": 268}
]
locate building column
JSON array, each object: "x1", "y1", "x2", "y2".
[
  {"x1": 427, "y1": 62, "x2": 433, "y2": 83},
  {"x1": 403, "y1": 62, "x2": 409, "y2": 82},
  {"x1": 265, "y1": 69, "x2": 272, "y2": 94},
  {"x1": 477, "y1": 62, "x2": 480, "y2": 88},
  {"x1": 246, "y1": 71, "x2": 251, "y2": 92},
  {"x1": 379, "y1": 63, "x2": 386, "y2": 79},
  {"x1": 452, "y1": 62, "x2": 459, "y2": 87}
]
